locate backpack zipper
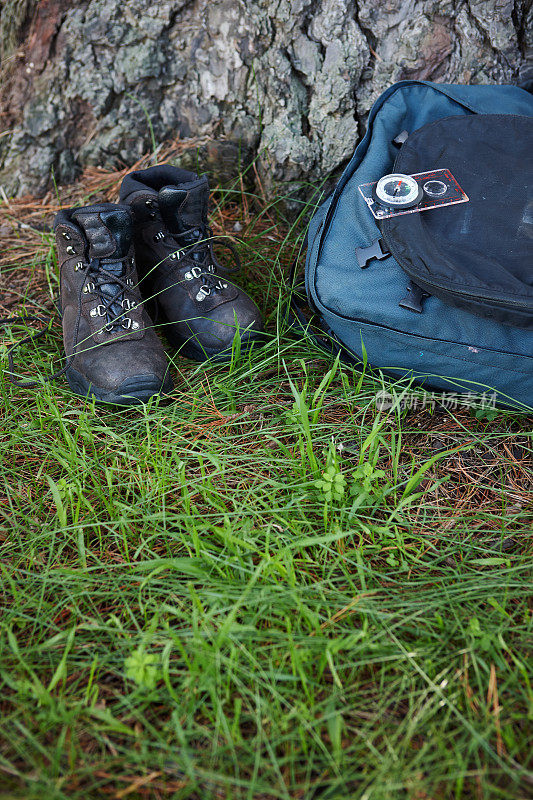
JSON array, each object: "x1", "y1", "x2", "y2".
[
  {"x1": 383, "y1": 228, "x2": 533, "y2": 312},
  {"x1": 401, "y1": 273, "x2": 533, "y2": 311}
]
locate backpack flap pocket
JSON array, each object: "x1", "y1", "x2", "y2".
[{"x1": 382, "y1": 114, "x2": 533, "y2": 329}]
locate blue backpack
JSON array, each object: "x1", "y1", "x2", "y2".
[{"x1": 300, "y1": 81, "x2": 533, "y2": 409}]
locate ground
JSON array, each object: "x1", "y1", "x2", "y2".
[{"x1": 0, "y1": 150, "x2": 531, "y2": 799}]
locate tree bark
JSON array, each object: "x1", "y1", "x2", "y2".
[{"x1": 0, "y1": 0, "x2": 531, "y2": 197}]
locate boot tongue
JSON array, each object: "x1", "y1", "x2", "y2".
[
  {"x1": 72, "y1": 206, "x2": 132, "y2": 320},
  {"x1": 72, "y1": 205, "x2": 132, "y2": 260},
  {"x1": 158, "y1": 177, "x2": 209, "y2": 238}
]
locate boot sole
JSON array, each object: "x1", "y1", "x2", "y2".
[{"x1": 65, "y1": 367, "x2": 174, "y2": 406}]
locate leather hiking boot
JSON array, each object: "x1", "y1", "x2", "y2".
[
  {"x1": 119, "y1": 166, "x2": 264, "y2": 361},
  {"x1": 54, "y1": 203, "x2": 173, "y2": 404}
]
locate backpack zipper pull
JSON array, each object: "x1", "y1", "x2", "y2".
[{"x1": 392, "y1": 130, "x2": 409, "y2": 147}]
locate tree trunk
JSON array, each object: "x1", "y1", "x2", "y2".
[{"x1": 0, "y1": 0, "x2": 531, "y2": 197}]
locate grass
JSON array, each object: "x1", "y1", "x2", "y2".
[{"x1": 0, "y1": 156, "x2": 532, "y2": 800}]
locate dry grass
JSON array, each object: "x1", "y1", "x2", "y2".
[{"x1": 0, "y1": 151, "x2": 532, "y2": 800}]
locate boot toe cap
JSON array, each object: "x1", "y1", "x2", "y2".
[
  {"x1": 186, "y1": 298, "x2": 265, "y2": 358},
  {"x1": 68, "y1": 339, "x2": 173, "y2": 404},
  {"x1": 67, "y1": 366, "x2": 173, "y2": 404}
]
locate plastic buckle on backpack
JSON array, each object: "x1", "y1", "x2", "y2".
[
  {"x1": 399, "y1": 281, "x2": 430, "y2": 313},
  {"x1": 355, "y1": 238, "x2": 390, "y2": 269}
]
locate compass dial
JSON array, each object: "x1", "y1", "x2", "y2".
[{"x1": 373, "y1": 173, "x2": 423, "y2": 209}]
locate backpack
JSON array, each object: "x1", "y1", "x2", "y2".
[{"x1": 298, "y1": 81, "x2": 533, "y2": 409}]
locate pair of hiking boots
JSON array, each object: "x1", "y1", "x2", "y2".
[{"x1": 54, "y1": 166, "x2": 264, "y2": 404}]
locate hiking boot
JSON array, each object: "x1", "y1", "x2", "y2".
[
  {"x1": 54, "y1": 203, "x2": 173, "y2": 404},
  {"x1": 119, "y1": 166, "x2": 264, "y2": 361}
]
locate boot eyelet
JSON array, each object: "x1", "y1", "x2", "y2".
[
  {"x1": 66, "y1": 246, "x2": 76, "y2": 255},
  {"x1": 90, "y1": 305, "x2": 106, "y2": 317},
  {"x1": 74, "y1": 261, "x2": 84, "y2": 271},
  {"x1": 121, "y1": 298, "x2": 136, "y2": 310},
  {"x1": 83, "y1": 282, "x2": 95, "y2": 294},
  {"x1": 154, "y1": 231, "x2": 165, "y2": 241},
  {"x1": 185, "y1": 266, "x2": 202, "y2": 281},
  {"x1": 62, "y1": 232, "x2": 71, "y2": 240},
  {"x1": 121, "y1": 317, "x2": 140, "y2": 330},
  {"x1": 196, "y1": 286, "x2": 211, "y2": 302}
]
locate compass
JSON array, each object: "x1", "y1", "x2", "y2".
[{"x1": 373, "y1": 173, "x2": 423, "y2": 209}]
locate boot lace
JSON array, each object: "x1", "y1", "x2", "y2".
[
  {"x1": 82, "y1": 257, "x2": 139, "y2": 332},
  {"x1": 154, "y1": 222, "x2": 241, "y2": 302}
]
